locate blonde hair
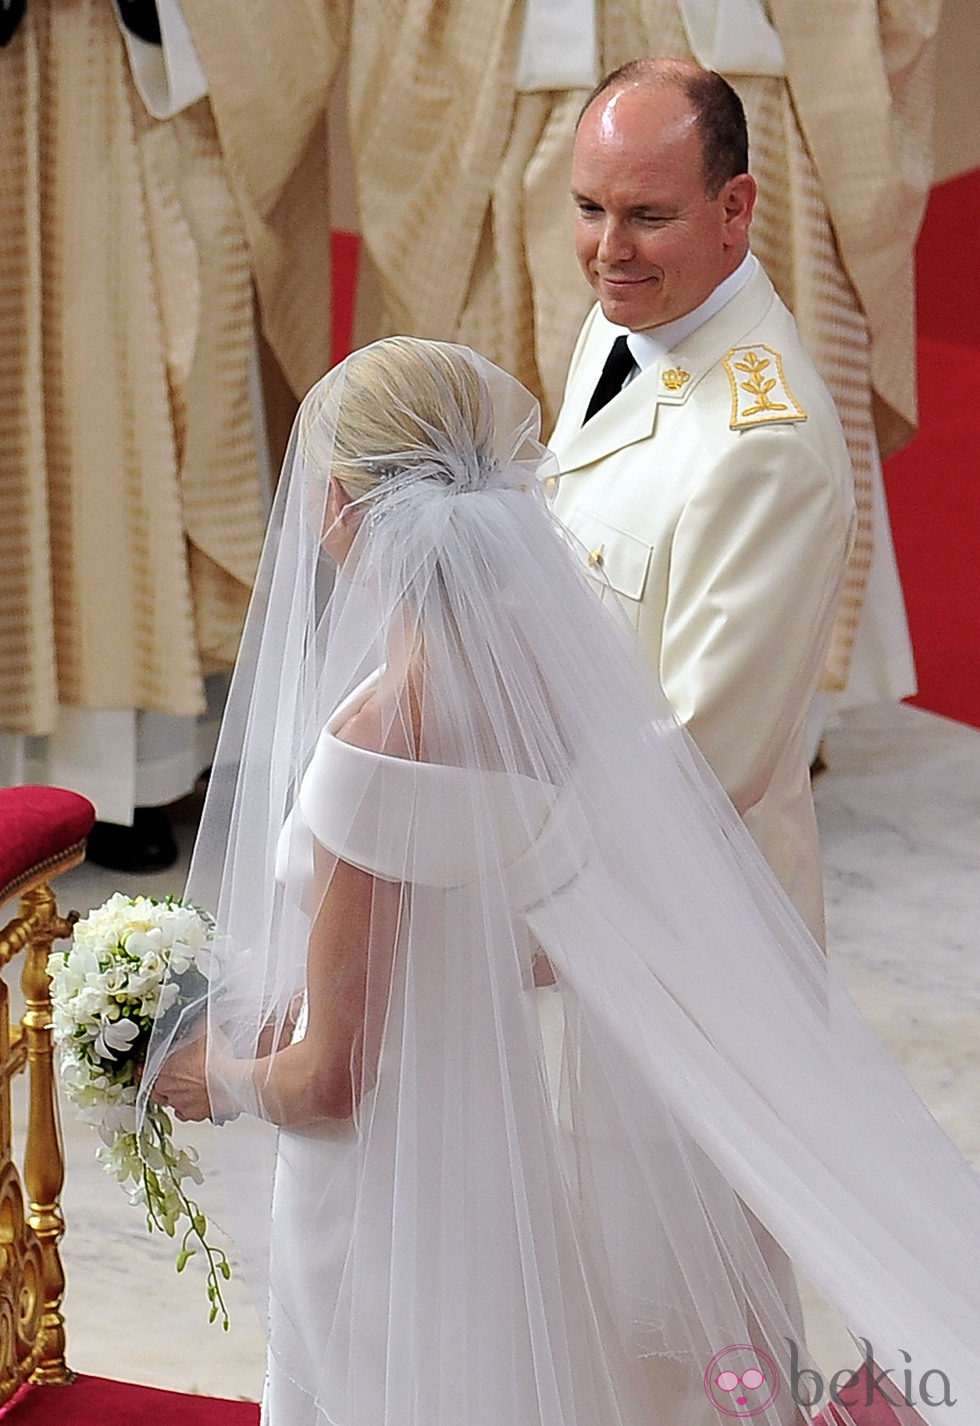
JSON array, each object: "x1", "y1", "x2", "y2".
[{"x1": 300, "y1": 337, "x2": 495, "y2": 499}]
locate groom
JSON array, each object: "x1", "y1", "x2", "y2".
[{"x1": 550, "y1": 58, "x2": 855, "y2": 947}]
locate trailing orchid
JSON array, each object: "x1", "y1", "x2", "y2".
[{"x1": 49, "y1": 893, "x2": 231, "y2": 1328}]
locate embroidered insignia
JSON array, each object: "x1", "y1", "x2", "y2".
[
  {"x1": 661, "y1": 367, "x2": 691, "y2": 393},
  {"x1": 723, "y1": 346, "x2": 807, "y2": 428}
]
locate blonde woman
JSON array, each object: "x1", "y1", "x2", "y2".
[{"x1": 149, "y1": 338, "x2": 980, "y2": 1426}]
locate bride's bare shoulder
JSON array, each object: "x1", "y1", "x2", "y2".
[{"x1": 334, "y1": 681, "x2": 422, "y2": 760}]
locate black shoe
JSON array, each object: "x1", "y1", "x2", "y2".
[{"x1": 85, "y1": 806, "x2": 179, "y2": 874}]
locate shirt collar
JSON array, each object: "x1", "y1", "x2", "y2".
[{"x1": 625, "y1": 252, "x2": 757, "y2": 371}]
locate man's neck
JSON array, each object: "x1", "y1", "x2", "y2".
[{"x1": 626, "y1": 251, "x2": 757, "y2": 369}]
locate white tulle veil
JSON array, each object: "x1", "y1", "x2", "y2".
[{"x1": 141, "y1": 337, "x2": 980, "y2": 1425}]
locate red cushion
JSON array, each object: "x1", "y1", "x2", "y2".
[{"x1": 0, "y1": 786, "x2": 96, "y2": 903}]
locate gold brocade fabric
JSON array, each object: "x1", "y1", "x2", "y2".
[
  {"x1": 179, "y1": 0, "x2": 345, "y2": 401},
  {"x1": 348, "y1": 0, "x2": 590, "y2": 433},
  {"x1": 0, "y1": 0, "x2": 266, "y2": 734},
  {"x1": 348, "y1": 1, "x2": 527, "y2": 373},
  {"x1": 350, "y1": 0, "x2": 935, "y2": 688},
  {"x1": 768, "y1": 0, "x2": 942, "y2": 462}
]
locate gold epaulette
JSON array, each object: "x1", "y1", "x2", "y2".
[{"x1": 723, "y1": 345, "x2": 807, "y2": 429}]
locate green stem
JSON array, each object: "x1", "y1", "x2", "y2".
[{"x1": 143, "y1": 1106, "x2": 232, "y2": 1329}]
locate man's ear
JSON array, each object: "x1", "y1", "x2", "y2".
[{"x1": 721, "y1": 172, "x2": 757, "y2": 244}]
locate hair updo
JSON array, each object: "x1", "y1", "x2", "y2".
[{"x1": 300, "y1": 336, "x2": 498, "y2": 499}]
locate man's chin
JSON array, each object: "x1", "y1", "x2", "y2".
[
  {"x1": 595, "y1": 287, "x2": 661, "y2": 332},
  {"x1": 599, "y1": 304, "x2": 654, "y2": 332}
]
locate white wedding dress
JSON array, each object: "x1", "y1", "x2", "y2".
[
  {"x1": 264, "y1": 676, "x2": 741, "y2": 1426},
  {"x1": 256, "y1": 660, "x2": 980, "y2": 1426}
]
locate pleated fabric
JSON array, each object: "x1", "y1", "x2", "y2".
[
  {"x1": 179, "y1": 0, "x2": 345, "y2": 401},
  {"x1": 0, "y1": 0, "x2": 266, "y2": 733}
]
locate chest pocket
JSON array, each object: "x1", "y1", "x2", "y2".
[{"x1": 563, "y1": 508, "x2": 653, "y2": 610}]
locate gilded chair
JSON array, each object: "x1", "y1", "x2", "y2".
[{"x1": 0, "y1": 786, "x2": 95, "y2": 1403}]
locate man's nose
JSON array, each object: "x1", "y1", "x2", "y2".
[{"x1": 596, "y1": 219, "x2": 633, "y2": 263}]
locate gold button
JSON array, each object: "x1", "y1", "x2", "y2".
[{"x1": 588, "y1": 547, "x2": 604, "y2": 568}]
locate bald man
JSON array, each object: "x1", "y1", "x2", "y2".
[{"x1": 550, "y1": 59, "x2": 855, "y2": 947}]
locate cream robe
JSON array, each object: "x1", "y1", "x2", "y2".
[
  {"x1": 346, "y1": 0, "x2": 590, "y2": 431},
  {"x1": 0, "y1": 2, "x2": 341, "y2": 818},
  {"x1": 179, "y1": 0, "x2": 346, "y2": 401},
  {"x1": 550, "y1": 266, "x2": 855, "y2": 943},
  {"x1": 0, "y1": 0, "x2": 265, "y2": 736}
]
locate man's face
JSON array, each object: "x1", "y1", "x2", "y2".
[{"x1": 571, "y1": 84, "x2": 753, "y2": 332}]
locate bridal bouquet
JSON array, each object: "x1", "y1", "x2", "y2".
[{"x1": 48, "y1": 892, "x2": 232, "y2": 1327}]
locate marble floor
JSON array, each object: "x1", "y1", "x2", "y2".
[{"x1": 13, "y1": 701, "x2": 980, "y2": 1401}]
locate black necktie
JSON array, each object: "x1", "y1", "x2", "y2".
[
  {"x1": 117, "y1": 0, "x2": 163, "y2": 45},
  {"x1": 583, "y1": 335, "x2": 638, "y2": 424}
]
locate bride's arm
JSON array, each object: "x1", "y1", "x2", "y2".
[
  {"x1": 157, "y1": 850, "x2": 395, "y2": 1127},
  {"x1": 156, "y1": 687, "x2": 411, "y2": 1127},
  {"x1": 235, "y1": 844, "x2": 397, "y2": 1125}
]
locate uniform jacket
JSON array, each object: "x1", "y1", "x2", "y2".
[{"x1": 550, "y1": 262, "x2": 855, "y2": 943}]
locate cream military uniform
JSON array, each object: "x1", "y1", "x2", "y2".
[{"x1": 550, "y1": 260, "x2": 855, "y2": 944}]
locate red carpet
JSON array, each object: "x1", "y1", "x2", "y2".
[
  {"x1": 0, "y1": 1375, "x2": 258, "y2": 1425},
  {"x1": 1, "y1": 1366, "x2": 920, "y2": 1426},
  {"x1": 884, "y1": 167, "x2": 980, "y2": 729}
]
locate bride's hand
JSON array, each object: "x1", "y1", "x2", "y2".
[{"x1": 152, "y1": 1038, "x2": 213, "y2": 1122}]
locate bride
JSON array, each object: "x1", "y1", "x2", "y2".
[{"x1": 146, "y1": 337, "x2": 980, "y2": 1425}]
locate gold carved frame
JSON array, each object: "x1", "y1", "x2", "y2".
[{"x1": 0, "y1": 874, "x2": 79, "y2": 1402}]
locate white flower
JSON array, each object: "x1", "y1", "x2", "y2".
[
  {"x1": 93, "y1": 1016, "x2": 141, "y2": 1061},
  {"x1": 151, "y1": 900, "x2": 208, "y2": 947},
  {"x1": 52, "y1": 1003, "x2": 82, "y2": 1040},
  {"x1": 72, "y1": 983, "x2": 114, "y2": 1025},
  {"x1": 124, "y1": 928, "x2": 166, "y2": 960},
  {"x1": 124, "y1": 966, "x2": 163, "y2": 1000},
  {"x1": 49, "y1": 893, "x2": 229, "y2": 1324},
  {"x1": 74, "y1": 891, "x2": 134, "y2": 943},
  {"x1": 157, "y1": 981, "x2": 180, "y2": 1016},
  {"x1": 98, "y1": 1095, "x2": 138, "y2": 1138},
  {"x1": 136, "y1": 990, "x2": 162, "y2": 1018},
  {"x1": 53, "y1": 941, "x2": 101, "y2": 994},
  {"x1": 97, "y1": 1133, "x2": 143, "y2": 1185},
  {"x1": 138, "y1": 946, "x2": 168, "y2": 977},
  {"x1": 102, "y1": 963, "x2": 132, "y2": 995},
  {"x1": 172, "y1": 1147, "x2": 205, "y2": 1186}
]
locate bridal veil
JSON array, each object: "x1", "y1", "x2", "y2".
[{"x1": 143, "y1": 337, "x2": 980, "y2": 1425}]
